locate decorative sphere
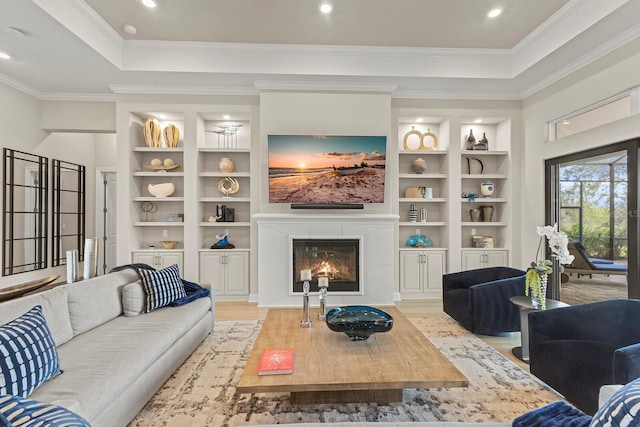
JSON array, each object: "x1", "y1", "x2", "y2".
[
  {"x1": 219, "y1": 157, "x2": 235, "y2": 173},
  {"x1": 150, "y1": 158, "x2": 162, "y2": 166},
  {"x1": 163, "y1": 158, "x2": 175, "y2": 166},
  {"x1": 412, "y1": 157, "x2": 427, "y2": 174}
]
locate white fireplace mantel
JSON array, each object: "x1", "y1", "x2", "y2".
[{"x1": 254, "y1": 213, "x2": 399, "y2": 307}]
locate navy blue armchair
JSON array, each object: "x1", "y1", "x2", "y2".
[
  {"x1": 529, "y1": 299, "x2": 640, "y2": 415},
  {"x1": 442, "y1": 267, "x2": 526, "y2": 336}
]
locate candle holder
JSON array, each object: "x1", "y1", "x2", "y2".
[
  {"x1": 300, "y1": 280, "x2": 312, "y2": 328},
  {"x1": 318, "y1": 277, "x2": 329, "y2": 320}
]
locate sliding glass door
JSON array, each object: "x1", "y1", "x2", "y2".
[{"x1": 545, "y1": 140, "x2": 639, "y2": 302}]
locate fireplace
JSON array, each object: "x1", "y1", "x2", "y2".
[
  {"x1": 254, "y1": 213, "x2": 397, "y2": 307},
  {"x1": 292, "y1": 238, "x2": 360, "y2": 293}
]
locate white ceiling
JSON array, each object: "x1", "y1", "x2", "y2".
[{"x1": 0, "y1": 0, "x2": 638, "y2": 101}]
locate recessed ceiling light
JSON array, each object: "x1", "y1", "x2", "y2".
[
  {"x1": 142, "y1": 0, "x2": 157, "y2": 8},
  {"x1": 223, "y1": 115, "x2": 231, "y2": 120},
  {"x1": 562, "y1": 120, "x2": 571, "y2": 125},
  {"x1": 0, "y1": 52, "x2": 10, "y2": 60},
  {"x1": 487, "y1": 8, "x2": 502, "y2": 18},
  {"x1": 319, "y1": 2, "x2": 333, "y2": 14},
  {"x1": 123, "y1": 24, "x2": 138, "y2": 35},
  {"x1": 415, "y1": 118, "x2": 424, "y2": 123},
  {"x1": 474, "y1": 119, "x2": 483, "y2": 124}
]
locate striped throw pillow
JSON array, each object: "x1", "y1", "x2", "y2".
[
  {"x1": 590, "y1": 377, "x2": 640, "y2": 426},
  {"x1": 0, "y1": 306, "x2": 61, "y2": 397},
  {"x1": 139, "y1": 264, "x2": 186, "y2": 313},
  {"x1": 0, "y1": 394, "x2": 90, "y2": 426}
]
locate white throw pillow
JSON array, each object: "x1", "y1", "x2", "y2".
[{"x1": 122, "y1": 281, "x2": 145, "y2": 317}]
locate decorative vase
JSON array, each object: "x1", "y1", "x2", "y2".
[
  {"x1": 412, "y1": 157, "x2": 427, "y2": 174},
  {"x1": 469, "y1": 208, "x2": 481, "y2": 222},
  {"x1": 474, "y1": 132, "x2": 489, "y2": 150},
  {"x1": 480, "y1": 205, "x2": 494, "y2": 222},
  {"x1": 143, "y1": 118, "x2": 161, "y2": 148},
  {"x1": 531, "y1": 273, "x2": 548, "y2": 308},
  {"x1": 66, "y1": 250, "x2": 79, "y2": 283},
  {"x1": 83, "y1": 238, "x2": 99, "y2": 279},
  {"x1": 480, "y1": 181, "x2": 494, "y2": 197},
  {"x1": 163, "y1": 124, "x2": 180, "y2": 148},
  {"x1": 409, "y1": 204, "x2": 418, "y2": 222},
  {"x1": 465, "y1": 129, "x2": 475, "y2": 150},
  {"x1": 420, "y1": 207, "x2": 427, "y2": 222},
  {"x1": 218, "y1": 157, "x2": 235, "y2": 173}
]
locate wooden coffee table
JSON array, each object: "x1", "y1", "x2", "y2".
[{"x1": 236, "y1": 307, "x2": 468, "y2": 404}]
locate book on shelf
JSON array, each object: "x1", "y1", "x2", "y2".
[{"x1": 258, "y1": 348, "x2": 294, "y2": 375}]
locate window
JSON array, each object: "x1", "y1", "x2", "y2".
[{"x1": 550, "y1": 93, "x2": 632, "y2": 141}]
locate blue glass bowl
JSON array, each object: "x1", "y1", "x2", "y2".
[{"x1": 325, "y1": 306, "x2": 394, "y2": 341}]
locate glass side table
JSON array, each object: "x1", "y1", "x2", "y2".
[{"x1": 509, "y1": 296, "x2": 569, "y2": 362}]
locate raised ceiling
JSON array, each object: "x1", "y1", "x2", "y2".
[{"x1": 0, "y1": 0, "x2": 638, "y2": 100}]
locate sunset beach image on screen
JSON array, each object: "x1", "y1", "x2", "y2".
[{"x1": 268, "y1": 135, "x2": 387, "y2": 204}]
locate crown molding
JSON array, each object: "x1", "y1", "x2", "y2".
[
  {"x1": 512, "y1": 0, "x2": 631, "y2": 76},
  {"x1": 33, "y1": 0, "x2": 123, "y2": 67},
  {"x1": 108, "y1": 84, "x2": 259, "y2": 96},
  {"x1": 520, "y1": 21, "x2": 640, "y2": 99},
  {"x1": 121, "y1": 40, "x2": 512, "y2": 79},
  {"x1": 254, "y1": 81, "x2": 397, "y2": 93},
  {"x1": 39, "y1": 92, "x2": 116, "y2": 102},
  {"x1": 0, "y1": 73, "x2": 41, "y2": 99},
  {"x1": 391, "y1": 89, "x2": 522, "y2": 101},
  {"x1": 66, "y1": 0, "x2": 123, "y2": 46},
  {"x1": 0, "y1": 72, "x2": 117, "y2": 101}
]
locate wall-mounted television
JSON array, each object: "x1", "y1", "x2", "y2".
[{"x1": 268, "y1": 135, "x2": 387, "y2": 205}]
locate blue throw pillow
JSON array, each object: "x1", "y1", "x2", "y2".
[
  {"x1": 139, "y1": 263, "x2": 186, "y2": 313},
  {"x1": 512, "y1": 401, "x2": 591, "y2": 427},
  {"x1": 0, "y1": 306, "x2": 61, "y2": 398},
  {"x1": 590, "y1": 377, "x2": 640, "y2": 426},
  {"x1": 0, "y1": 394, "x2": 90, "y2": 426}
]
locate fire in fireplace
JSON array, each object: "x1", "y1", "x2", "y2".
[{"x1": 292, "y1": 238, "x2": 360, "y2": 293}]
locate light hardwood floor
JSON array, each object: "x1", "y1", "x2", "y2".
[{"x1": 215, "y1": 299, "x2": 529, "y2": 370}]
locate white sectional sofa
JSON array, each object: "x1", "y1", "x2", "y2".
[{"x1": 0, "y1": 269, "x2": 214, "y2": 427}]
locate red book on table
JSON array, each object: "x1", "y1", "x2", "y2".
[{"x1": 258, "y1": 348, "x2": 294, "y2": 375}]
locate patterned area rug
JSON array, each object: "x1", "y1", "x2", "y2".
[{"x1": 128, "y1": 314, "x2": 562, "y2": 426}]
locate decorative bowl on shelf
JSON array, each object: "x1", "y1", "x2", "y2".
[
  {"x1": 144, "y1": 158, "x2": 180, "y2": 172},
  {"x1": 325, "y1": 306, "x2": 394, "y2": 341},
  {"x1": 161, "y1": 241, "x2": 178, "y2": 249},
  {"x1": 148, "y1": 183, "x2": 175, "y2": 197}
]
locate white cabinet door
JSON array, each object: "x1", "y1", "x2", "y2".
[
  {"x1": 400, "y1": 251, "x2": 423, "y2": 293},
  {"x1": 462, "y1": 250, "x2": 508, "y2": 270},
  {"x1": 132, "y1": 252, "x2": 157, "y2": 268},
  {"x1": 461, "y1": 251, "x2": 485, "y2": 270},
  {"x1": 485, "y1": 251, "x2": 508, "y2": 267},
  {"x1": 225, "y1": 251, "x2": 249, "y2": 295},
  {"x1": 199, "y1": 252, "x2": 225, "y2": 294},
  {"x1": 132, "y1": 251, "x2": 184, "y2": 272},
  {"x1": 199, "y1": 251, "x2": 249, "y2": 296},
  {"x1": 400, "y1": 250, "x2": 446, "y2": 296},
  {"x1": 158, "y1": 252, "x2": 184, "y2": 271},
  {"x1": 423, "y1": 252, "x2": 445, "y2": 291}
]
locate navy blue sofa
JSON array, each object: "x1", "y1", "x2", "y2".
[
  {"x1": 529, "y1": 299, "x2": 640, "y2": 415},
  {"x1": 442, "y1": 267, "x2": 526, "y2": 336}
]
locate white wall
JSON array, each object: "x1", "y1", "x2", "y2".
[
  {"x1": 0, "y1": 83, "x2": 117, "y2": 288},
  {"x1": 259, "y1": 92, "x2": 392, "y2": 214},
  {"x1": 521, "y1": 50, "x2": 640, "y2": 268}
]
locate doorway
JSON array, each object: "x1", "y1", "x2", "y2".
[{"x1": 546, "y1": 140, "x2": 639, "y2": 303}]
